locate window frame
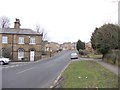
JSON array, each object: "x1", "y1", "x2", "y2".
[
  {"x1": 18, "y1": 37, "x2": 24, "y2": 44},
  {"x1": 2, "y1": 36, "x2": 8, "y2": 44},
  {"x1": 29, "y1": 37, "x2": 36, "y2": 44}
]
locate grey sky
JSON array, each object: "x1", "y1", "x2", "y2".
[{"x1": 0, "y1": 0, "x2": 118, "y2": 43}]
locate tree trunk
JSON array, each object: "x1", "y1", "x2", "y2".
[{"x1": 102, "y1": 54, "x2": 106, "y2": 60}]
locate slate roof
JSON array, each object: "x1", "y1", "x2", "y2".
[{"x1": 0, "y1": 28, "x2": 42, "y2": 36}]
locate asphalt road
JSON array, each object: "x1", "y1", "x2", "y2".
[{"x1": 2, "y1": 50, "x2": 73, "y2": 88}]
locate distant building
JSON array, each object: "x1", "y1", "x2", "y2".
[
  {"x1": 0, "y1": 19, "x2": 43, "y2": 61},
  {"x1": 62, "y1": 42, "x2": 72, "y2": 50},
  {"x1": 71, "y1": 42, "x2": 77, "y2": 50},
  {"x1": 60, "y1": 42, "x2": 76, "y2": 50},
  {"x1": 45, "y1": 42, "x2": 60, "y2": 52},
  {"x1": 85, "y1": 42, "x2": 94, "y2": 53}
]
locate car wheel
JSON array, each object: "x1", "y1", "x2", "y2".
[{"x1": 0, "y1": 61, "x2": 4, "y2": 65}]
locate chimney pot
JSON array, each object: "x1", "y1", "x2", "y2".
[{"x1": 14, "y1": 18, "x2": 21, "y2": 29}]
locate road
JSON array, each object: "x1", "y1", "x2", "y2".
[{"x1": 2, "y1": 50, "x2": 73, "y2": 88}]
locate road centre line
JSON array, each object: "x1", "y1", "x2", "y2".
[{"x1": 16, "y1": 67, "x2": 36, "y2": 74}]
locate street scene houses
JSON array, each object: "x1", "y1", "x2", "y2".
[
  {"x1": 0, "y1": 18, "x2": 93, "y2": 62},
  {"x1": 44, "y1": 42, "x2": 77, "y2": 52},
  {"x1": 0, "y1": 19, "x2": 43, "y2": 61},
  {"x1": 0, "y1": 18, "x2": 78, "y2": 62},
  {"x1": 61, "y1": 42, "x2": 76, "y2": 50}
]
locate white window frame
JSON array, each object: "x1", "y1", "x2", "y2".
[
  {"x1": 30, "y1": 37, "x2": 36, "y2": 44},
  {"x1": 2, "y1": 36, "x2": 8, "y2": 44},
  {"x1": 18, "y1": 37, "x2": 24, "y2": 44}
]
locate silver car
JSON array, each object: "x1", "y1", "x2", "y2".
[
  {"x1": 70, "y1": 53, "x2": 78, "y2": 59},
  {"x1": 0, "y1": 56, "x2": 10, "y2": 65}
]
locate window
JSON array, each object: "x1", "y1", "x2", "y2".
[
  {"x1": 18, "y1": 48, "x2": 24, "y2": 60},
  {"x1": 30, "y1": 37, "x2": 35, "y2": 44},
  {"x1": 2, "y1": 36, "x2": 8, "y2": 44},
  {"x1": 19, "y1": 37, "x2": 24, "y2": 44}
]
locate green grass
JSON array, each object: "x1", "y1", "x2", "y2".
[
  {"x1": 88, "y1": 54, "x2": 103, "y2": 59},
  {"x1": 62, "y1": 61, "x2": 118, "y2": 88}
]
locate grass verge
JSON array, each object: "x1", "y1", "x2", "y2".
[
  {"x1": 88, "y1": 54, "x2": 103, "y2": 59},
  {"x1": 62, "y1": 61, "x2": 118, "y2": 88}
]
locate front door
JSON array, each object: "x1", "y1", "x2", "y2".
[{"x1": 30, "y1": 51, "x2": 35, "y2": 61}]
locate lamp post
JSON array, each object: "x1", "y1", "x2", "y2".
[
  {"x1": 50, "y1": 49, "x2": 52, "y2": 57},
  {"x1": 49, "y1": 47, "x2": 52, "y2": 57}
]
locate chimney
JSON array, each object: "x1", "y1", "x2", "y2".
[{"x1": 14, "y1": 18, "x2": 21, "y2": 29}]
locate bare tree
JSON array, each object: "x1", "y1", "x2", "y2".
[
  {"x1": 0, "y1": 16, "x2": 10, "y2": 28},
  {"x1": 35, "y1": 24, "x2": 48, "y2": 40},
  {"x1": 35, "y1": 24, "x2": 48, "y2": 55}
]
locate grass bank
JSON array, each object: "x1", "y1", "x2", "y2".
[
  {"x1": 88, "y1": 54, "x2": 102, "y2": 59},
  {"x1": 62, "y1": 61, "x2": 118, "y2": 88}
]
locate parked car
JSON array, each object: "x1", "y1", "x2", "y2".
[
  {"x1": 0, "y1": 56, "x2": 10, "y2": 65},
  {"x1": 70, "y1": 53, "x2": 78, "y2": 59}
]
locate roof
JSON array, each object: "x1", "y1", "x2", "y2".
[{"x1": 0, "y1": 28, "x2": 42, "y2": 36}]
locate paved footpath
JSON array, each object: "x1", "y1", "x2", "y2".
[
  {"x1": 80, "y1": 58, "x2": 119, "y2": 76},
  {"x1": 95, "y1": 59, "x2": 119, "y2": 76}
]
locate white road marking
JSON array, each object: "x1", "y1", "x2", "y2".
[
  {"x1": 15, "y1": 65, "x2": 19, "y2": 67},
  {"x1": 2, "y1": 62, "x2": 31, "y2": 69},
  {"x1": 9, "y1": 65, "x2": 15, "y2": 68},
  {"x1": 16, "y1": 67, "x2": 36, "y2": 74}
]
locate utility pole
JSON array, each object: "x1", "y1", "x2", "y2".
[
  {"x1": 118, "y1": 1, "x2": 120, "y2": 25},
  {"x1": 12, "y1": 34, "x2": 14, "y2": 60}
]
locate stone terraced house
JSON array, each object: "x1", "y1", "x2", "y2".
[{"x1": 0, "y1": 19, "x2": 43, "y2": 61}]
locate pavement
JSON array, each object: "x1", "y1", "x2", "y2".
[
  {"x1": 79, "y1": 57, "x2": 119, "y2": 76},
  {"x1": 95, "y1": 59, "x2": 119, "y2": 76}
]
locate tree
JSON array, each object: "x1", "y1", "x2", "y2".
[
  {"x1": 76, "y1": 40, "x2": 85, "y2": 51},
  {"x1": 2, "y1": 47, "x2": 12, "y2": 58},
  {"x1": 0, "y1": 16, "x2": 10, "y2": 28},
  {"x1": 91, "y1": 24, "x2": 119, "y2": 58},
  {"x1": 35, "y1": 24, "x2": 48, "y2": 55},
  {"x1": 35, "y1": 24, "x2": 48, "y2": 40}
]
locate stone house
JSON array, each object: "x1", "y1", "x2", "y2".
[
  {"x1": 60, "y1": 42, "x2": 76, "y2": 50},
  {"x1": 0, "y1": 19, "x2": 43, "y2": 61},
  {"x1": 45, "y1": 42, "x2": 60, "y2": 53},
  {"x1": 71, "y1": 42, "x2": 77, "y2": 50},
  {"x1": 62, "y1": 42, "x2": 72, "y2": 50},
  {"x1": 85, "y1": 42, "x2": 94, "y2": 53}
]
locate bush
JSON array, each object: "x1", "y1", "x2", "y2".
[{"x1": 103, "y1": 50, "x2": 120, "y2": 66}]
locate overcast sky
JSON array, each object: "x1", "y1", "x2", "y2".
[{"x1": 0, "y1": 0, "x2": 118, "y2": 44}]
